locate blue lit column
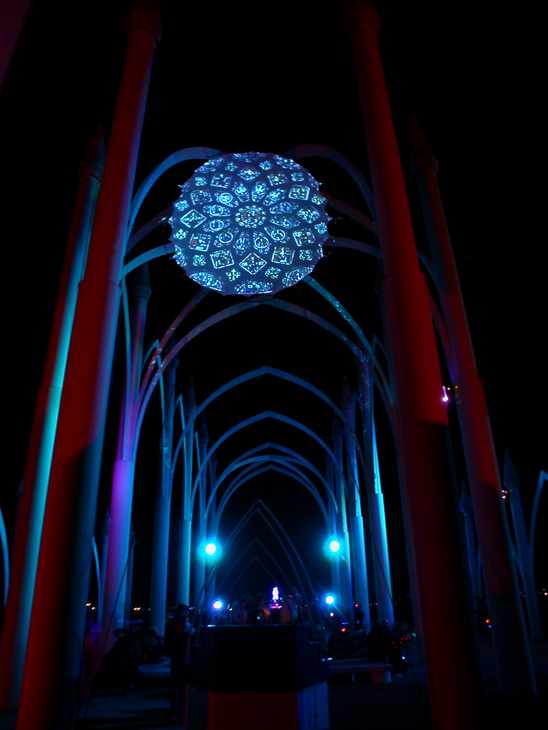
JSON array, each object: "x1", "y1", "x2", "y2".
[
  {"x1": 125, "y1": 525, "x2": 136, "y2": 624},
  {"x1": 0, "y1": 130, "x2": 104, "y2": 709},
  {"x1": 460, "y1": 482, "x2": 481, "y2": 600},
  {"x1": 207, "y1": 454, "x2": 218, "y2": 603},
  {"x1": 102, "y1": 266, "x2": 152, "y2": 654},
  {"x1": 341, "y1": 381, "x2": 370, "y2": 626},
  {"x1": 331, "y1": 420, "x2": 353, "y2": 619},
  {"x1": 98, "y1": 511, "x2": 110, "y2": 625},
  {"x1": 325, "y1": 454, "x2": 342, "y2": 603},
  {"x1": 194, "y1": 417, "x2": 209, "y2": 604},
  {"x1": 149, "y1": 350, "x2": 178, "y2": 633},
  {"x1": 16, "y1": 7, "x2": 161, "y2": 727},
  {"x1": 177, "y1": 380, "x2": 195, "y2": 605},
  {"x1": 358, "y1": 358, "x2": 394, "y2": 627},
  {"x1": 503, "y1": 454, "x2": 542, "y2": 638}
]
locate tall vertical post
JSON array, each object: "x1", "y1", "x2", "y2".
[
  {"x1": 460, "y1": 483, "x2": 482, "y2": 600},
  {"x1": 207, "y1": 454, "x2": 218, "y2": 601},
  {"x1": 124, "y1": 524, "x2": 136, "y2": 625},
  {"x1": 177, "y1": 381, "x2": 196, "y2": 605},
  {"x1": 358, "y1": 358, "x2": 394, "y2": 627},
  {"x1": 98, "y1": 511, "x2": 110, "y2": 625},
  {"x1": 194, "y1": 417, "x2": 209, "y2": 604},
  {"x1": 15, "y1": 5, "x2": 161, "y2": 729},
  {"x1": 367, "y1": 410, "x2": 394, "y2": 628},
  {"x1": 0, "y1": 129, "x2": 104, "y2": 710},
  {"x1": 341, "y1": 381, "x2": 370, "y2": 626},
  {"x1": 331, "y1": 421, "x2": 353, "y2": 619},
  {"x1": 345, "y1": 3, "x2": 485, "y2": 727},
  {"x1": 503, "y1": 453, "x2": 542, "y2": 639},
  {"x1": 411, "y1": 120, "x2": 537, "y2": 688},
  {"x1": 102, "y1": 266, "x2": 152, "y2": 654},
  {"x1": 325, "y1": 454, "x2": 342, "y2": 602},
  {"x1": 149, "y1": 350, "x2": 178, "y2": 634}
]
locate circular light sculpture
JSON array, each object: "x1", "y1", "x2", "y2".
[{"x1": 169, "y1": 151, "x2": 331, "y2": 296}]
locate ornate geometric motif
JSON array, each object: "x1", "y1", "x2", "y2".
[{"x1": 169, "y1": 151, "x2": 330, "y2": 295}]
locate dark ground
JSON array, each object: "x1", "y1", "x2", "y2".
[{"x1": 0, "y1": 635, "x2": 546, "y2": 730}]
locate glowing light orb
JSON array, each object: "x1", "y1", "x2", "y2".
[
  {"x1": 329, "y1": 540, "x2": 340, "y2": 553},
  {"x1": 205, "y1": 542, "x2": 217, "y2": 556},
  {"x1": 169, "y1": 151, "x2": 331, "y2": 295},
  {"x1": 325, "y1": 595, "x2": 335, "y2": 605},
  {"x1": 212, "y1": 600, "x2": 223, "y2": 610}
]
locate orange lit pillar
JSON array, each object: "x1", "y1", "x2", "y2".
[
  {"x1": 15, "y1": 4, "x2": 161, "y2": 729},
  {"x1": 411, "y1": 121, "x2": 537, "y2": 692},
  {"x1": 345, "y1": 3, "x2": 485, "y2": 728}
]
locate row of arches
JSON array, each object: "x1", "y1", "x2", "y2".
[{"x1": 99, "y1": 144, "x2": 399, "y2": 651}]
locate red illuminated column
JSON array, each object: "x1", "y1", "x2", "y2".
[
  {"x1": 411, "y1": 122, "x2": 538, "y2": 689},
  {"x1": 0, "y1": 129, "x2": 104, "y2": 709},
  {"x1": 15, "y1": 4, "x2": 161, "y2": 729},
  {"x1": 345, "y1": 3, "x2": 485, "y2": 728}
]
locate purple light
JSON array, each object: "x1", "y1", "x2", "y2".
[{"x1": 169, "y1": 152, "x2": 331, "y2": 296}]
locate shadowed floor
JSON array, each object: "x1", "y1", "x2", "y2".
[{"x1": 0, "y1": 637, "x2": 546, "y2": 729}]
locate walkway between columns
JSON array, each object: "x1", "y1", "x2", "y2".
[{"x1": 1, "y1": 636, "x2": 544, "y2": 730}]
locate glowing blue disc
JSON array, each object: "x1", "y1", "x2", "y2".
[{"x1": 169, "y1": 151, "x2": 330, "y2": 295}]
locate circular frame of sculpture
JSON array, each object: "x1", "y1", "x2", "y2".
[{"x1": 168, "y1": 151, "x2": 331, "y2": 296}]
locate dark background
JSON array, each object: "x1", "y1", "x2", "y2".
[{"x1": 1, "y1": 1, "x2": 546, "y2": 614}]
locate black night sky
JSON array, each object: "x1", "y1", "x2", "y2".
[{"x1": 1, "y1": 1, "x2": 546, "y2": 614}]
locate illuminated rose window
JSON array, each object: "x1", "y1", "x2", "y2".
[{"x1": 169, "y1": 151, "x2": 331, "y2": 296}]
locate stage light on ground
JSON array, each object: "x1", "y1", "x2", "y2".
[
  {"x1": 324, "y1": 536, "x2": 342, "y2": 560},
  {"x1": 199, "y1": 539, "x2": 222, "y2": 563}
]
